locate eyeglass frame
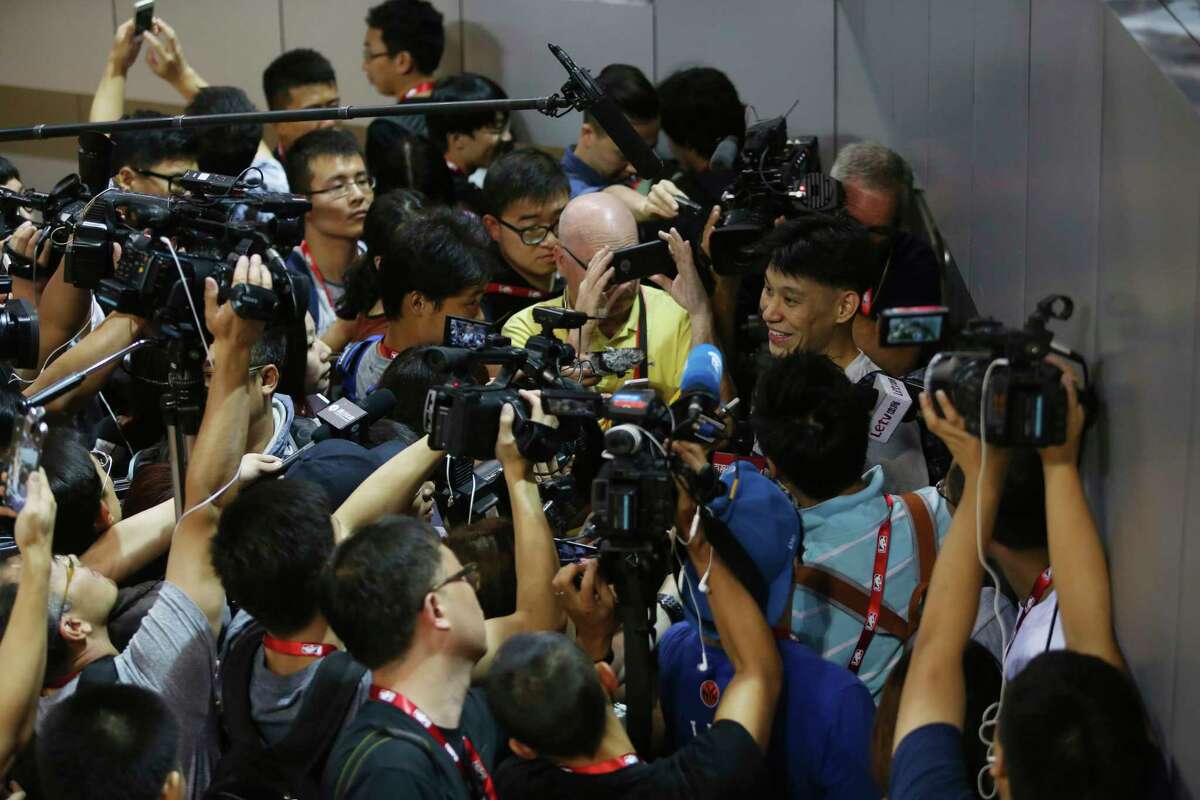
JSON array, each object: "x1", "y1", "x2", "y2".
[
  {"x1": 497, "y1": 217, "x2": 560, "y2": 247},
  {"x1": 133, "y1": 168, "x2": 188, "y2": 194},
  {"x1": 308, "y1": 174, "x2": 377, "y2": 200},
  {"x1": 428, "y1": 562, "x2": 480, "y2": 596},
  {"x1": 362, "y1": 49, "x2": 391, "y2": 62}
]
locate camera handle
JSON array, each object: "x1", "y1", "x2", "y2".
[{"x1": 602, "y1": 540, "x2": 656, "y2": 756}]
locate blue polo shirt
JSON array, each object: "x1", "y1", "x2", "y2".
[
  {"x1": 792, "y1": 466, "x2": 951, "y2": 698},
  {"x1": 560, "y1": 145, "x2": 613, "y2": 198},
  {"x1": 658, "y1": 622, "x2": 880, "y2": 800}
]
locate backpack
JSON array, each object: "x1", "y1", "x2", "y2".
[
  {"x1": 204, "y1": 621, "x2": 367, "y2": 800},
  {"x1": 334, "y1": 335, "x2": 384, "y2": 403},
  {"x1": 794, "y1": 492, "x2": 937, "y2": 642}
]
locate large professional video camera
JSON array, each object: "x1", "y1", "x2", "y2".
[
  {"x1": 908, "y1": 294, "x2": 1088, "y2": 447},
  {"x1": 63, "y1": 170, "x2": 310, "y2": 327},
  {"x1": 708, "y1": 117, "x2": 843, "y2": 275}
]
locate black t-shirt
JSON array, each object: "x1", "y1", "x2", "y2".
[
  {"x1": 482, "y1": 252, "x2": 564, "y2": 325},
  {"x1": 493, "y1": 719, "x2": 765, "y2": 800},
  {"x1": 323, "y1": 688, "x2": 506, "y2": 800}
]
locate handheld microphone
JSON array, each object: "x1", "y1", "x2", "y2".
[
  {"x1": 671, "y1": 345, "x2": 726, "y2": 443},
  {"x1": 548, "y1": 44, "x2": 664, "y2": 180},
  {"x1": 312, "y1": 389, "x2": 396, "y2": 443}
]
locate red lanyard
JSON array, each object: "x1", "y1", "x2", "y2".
[
  {"x1": 262, "y1": 633, "x2": 337, "y2": 658},
  {"x1": 369, "y1": 685, "x2": 497, "y2": 800},
  {"x1": 559, "y1": 753, "x2": 641, "y2": 775},
  {"x1": 300, "y1": 240, "x2": 337, "y2": 307},
  {"x1": 377, "y1": 339, "x2": 402, "y2": 360},
  {"x1": 405, "y1": 81, "x2": 436, "y2": 99},
  {"x1": 848, "y1": 495, "x2": 895, "y2": 674},
  {"x1": 1009, "y1": 567, "x2": 1054, "y2": 645},
  {"x1": 485, "y1": 281, "x2": 553, "y2": 300}
]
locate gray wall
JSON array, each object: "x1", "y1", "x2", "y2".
[{"x1": 836, "y1": 0, "x2": 1200, "y2": 793}]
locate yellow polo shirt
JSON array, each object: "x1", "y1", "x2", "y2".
[{"x1": 501, "y1": 285, "x2": 693, "y2": 400}]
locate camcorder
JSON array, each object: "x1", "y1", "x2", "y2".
[
  {"x1": 707, "y1": 117, "x2": 843, "y2": 275},
  {"x1": 895, "y1": 294, "x2": 1089, "y2": 447}
]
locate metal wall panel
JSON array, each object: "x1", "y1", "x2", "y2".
[
  {"x1": 0, "y1": 1, "x2": 115, "y2": 97},
  {"x1": 1098, "y1": 11, "x2": 1200, "y2": 774},
  {"x1": 1026, "y1": 0, "x2": 1104, "y2": 356},
  {"x1": 120, "y1": 0, "x2": 284, "y2": 106},
  {"x1": 832, "y1": 1, "x2": 894, "y2": 157},
  {"x1": 281, "y1": 0, "x2": 462, "y2": 110},
  {"x1": 655, "y1": 0, "x2": 836, "y2": 160},
  {"x1": 890, "y1": 0, "x2": 931, "y2": 184},
  {"x1": 461, "y1": 0, "x2": 653, "y2": 151},
  {"x1": 924, "y1": 0, "x2": 976, "y2": 284}
]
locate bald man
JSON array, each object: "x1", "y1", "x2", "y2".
[{"x1": 502, "y1": 192, "x2": 714, "y2": 400}]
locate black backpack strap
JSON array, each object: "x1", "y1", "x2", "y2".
[
  {"x1": 219, "y1": 620, "x2": 268, "y2": 749},
  {"x1": 334, "y1": 727, "x2": 437, "y2": 800},
  {"x1": 76, "y1": 655, "x2": 119, "y2": 690},
  {"x1": 272, "y1": 651, "x2": 368, "y2": 769}
]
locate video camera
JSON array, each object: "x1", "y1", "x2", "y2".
[
  {"x1": 919, "y1": 294, "x2": 1088, "y2": 447},
  {"x1": 708, "y1": 117, "x2": 843, "y2": 275},
  {"x1": 63, "y1": 170, "x2": 310, "y2": 328}
]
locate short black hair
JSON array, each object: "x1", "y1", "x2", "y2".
[
  {"x1": 425, "y1": 74, "x2": 508, "y2": 150},
  {"x1": 320, "y1": 516, "x2": 444, "y2": 668},
  {"x1": 759, "y1": 214, "x2": 880, "y2": 295},
  {"x1": 377, "y1": 346, "x2": 444, "y2": 431},
  {"x1": 212, "y1": 479, "x2": 334, "y2": 636},
  {"x1": 38, "y1": 684, "x2": 180, "y2": 800},
  {"x1": 483, "y1": 149, "x2": 569, "y2": 219},
  {"x1": 184, "y1": 87, "x2": 263, "y2": 177},
  {"x1": 0, "y1": 578, "x2": 71, "y2": 685},
  {"x1": 338, "y1": 189, "x2": 429, "y2": 320},
  {"x1": 111, "y1": 110, "x2": 196, "y2": 173},
  {"x1": 486, "y1": 632, "x2": 608, "y2": 758},
  {"x1": 42, "y1": 426, "x2": 103, "y2": 556},
  {"x1": 249, "y1": 325, "x2": 287, "y2": 370},
  {"x1": 366, "y1": 0, "x2": 446, "y2": 74},
  {"x1": 1000, "y1": 650, "x2": 1156, "y2": 799},
  {"x1": 0, "y1": 154, "x2": 21, "y2": 185},
  {"x1": 262, "y1": 48, "x2": 337, "y2": 110},
  {"x1": 447, "y1": 518, "x2": 516, "y2": 619},
  {"x1": 368, "y1": 130, "x2": 454, "y2": 202},
  {"x1": 657, "y1": 67, "x2": 746, "y2": 161},
  {"x1": 752, "y1": 351, "x2": 868, "y2": 500},
  {"x1": 284, "y1": 128, "x2": 364, "y2": 195},
  {"x1": 585, "y1": 64, "x2": 659, "y2": 133},
  {"x1": 378, "y1": 207, "x2": 493, "y2": 319}
]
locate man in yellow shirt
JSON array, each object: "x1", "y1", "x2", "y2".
[{"x1": 501, "y1": 193, "x2": 721, "y2": 400}]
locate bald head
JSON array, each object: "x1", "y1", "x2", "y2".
[{"x1": 558, "y1": 192, "x2": 638, "y2": 256}]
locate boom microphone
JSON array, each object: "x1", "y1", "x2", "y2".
[
  {"x1": 312, "y1": 389, "x2": 397, "y2": 443},
  {"x1": 548, "y1": 44, "x2": 664, "y2": 180}
]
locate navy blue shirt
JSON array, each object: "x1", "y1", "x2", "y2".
[
  {"x1": 560, "y1": 145, "x2": 612, "y2": 198},
  {"x1": 658, "y1": 622, "x2": 880, "y2": 800},
  {"x1": 889, "y1": 723, "x2": 974, "y2": 800}
]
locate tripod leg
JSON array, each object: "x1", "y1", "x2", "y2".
[{"x1": 613, "y1": 561, "x2": 654, "y2": 755}]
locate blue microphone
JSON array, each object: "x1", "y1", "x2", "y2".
[
  {"x1": 673, "y1": 345, "x2": 725, "y2": 443},
  {"x1": 680, "y1": 344, "x2": 723, "y2": 398}
]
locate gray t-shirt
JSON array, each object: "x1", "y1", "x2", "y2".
[
  {"x1": 38, "y1": 582, "x2": 220, "y2": 800},
  {"x1": 352, "y1": 341, "x2": 394, "y2": 401},
  {"x1": 222, "y1": 611, "x2": 371, "y2": 747}
]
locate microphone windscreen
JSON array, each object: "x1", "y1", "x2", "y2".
[
  {"x1": 679, "y1": 345, "x2": 723, "y2": 397},
  {"x1": 709, "y1": 135, "x2": 740, "y2": 172}
]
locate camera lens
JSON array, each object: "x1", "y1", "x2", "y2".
[{"x1": 0, "y1": 298, "x2": 40, "y2": 369}]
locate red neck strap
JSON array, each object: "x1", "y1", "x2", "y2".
[
  {"x1": 377, "y1": 339, "x2": 403, "y2": 360},
  {"x1": 45, "y1": 670, "x2": 81, "y2": 690},
  {"x1": 559, "y1": 753, "x2": 641, "y2": 775},
  {"x1": 405, "y1": 81, "x2": 436, "y2": 99},
  {"x1": 847, "y1": 494, "x2": 896, "y2": 674},
  {"x1": 369, "y1": 685, "x2": 497, "y2": 800},
  {"x1": 485, "y1": 281, "x2": 553, "y2": 300},
  {"x1": 262, "y1": 633, "x2": 337, "y2": 658},
  {"x1": 1009, "y1": 567, "x2": 1055, "y2": 645}
]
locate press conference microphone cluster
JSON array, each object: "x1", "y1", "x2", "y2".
[{"x1": 670, "y1": 344, "x2": 726, "y2": 444}]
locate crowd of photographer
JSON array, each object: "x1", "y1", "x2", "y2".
[{"x1": 0, "y1": 0, "x2": 1172, "y2": 798}]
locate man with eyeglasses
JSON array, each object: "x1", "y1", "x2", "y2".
[
  {"x1": 284, "y1": 129, "x2": 375, "y2": 335},
  {"x1": 321, "y1": 392, "x2": 562, "y2": 800},
  {"x1": 479, "y1": 150, "x2": 569, "y2": 322}
]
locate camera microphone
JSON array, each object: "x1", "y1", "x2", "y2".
[
  {"x1": 709, "y1": 136, "x2": 740, "y2": 172},
  {"x1": 671, "y1": 344, "x2": 726, "y2": 444},
  {"x1": 312, "y1": 388, "x2": 396, "y2": 443},
  {"x1": 548, "y1": 44, "x2": 663, "y2": 180}
]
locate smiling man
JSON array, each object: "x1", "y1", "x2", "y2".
[
  {"x1": 285, "y1": 129, "x2": 375, "y2": 334},
  {"x1": 757, "y1": 215, "x2": 930, "y2": 492}
]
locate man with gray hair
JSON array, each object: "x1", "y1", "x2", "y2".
[
  {"x1": 502, "y1": 192, "x2": 724, "y2": 400},
  {"x1": 831, "y1": 142, "x2": 942, "y2": 376}
]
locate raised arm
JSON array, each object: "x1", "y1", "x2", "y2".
[
  {"x1": 90, "y1": 20, "x2": 143, "y2": 123},
  {"x1": 1039, "y1": 376, "x2": 1124, "y2": 669},
  {"x1": 332, "y1": 436, "x2": 444, "y2": 541},
  {"x1": 0, "y1": 470, "x2": 56, "y2": 775},
  {"x1": 143, "y1": 18, "x2": 208, "y2": 102},
  {"x1": 476, "y1": 393, "x2": 563, "y2": 678},
  {"x1": 165, "y1": 256, "x2": 266, "y2": 634},
  {"x1": 24, "y1": 308, "x2": 144, "y2": 418},
  {"x1": 893, "y1": 392, "x2": 1008, "y2": 749}
]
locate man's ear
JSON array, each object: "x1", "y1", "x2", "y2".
[
  {"x1": 579, "y1": 121, "x2": 597, "y2": 145},
  {"x1": 59, "y1": 616, "x2": 92, "y2": 643},
  {"x1": 95, "y1": 501, "x2": 114, "y2": 533},
  {"x1": 258, "y1": 363, "x2": 280, "y2": 395},
  {"x1": 427, "y1": 592, "x2": 451, "y2": 631},
  {"x1": 115, "y1": 166, "x2": 136, "y2": 191},
  {"x1": 482, "y1": 214, "x2": 501, "y2": 244},
  {"x1": 508, "y1": 737, "x2": 539, "y2": 761},
  {"x1": 834, "y1": 289, "x2": 861, "y2": 325},
  {"x1": 159, "y1": 769, "x2": 185, "y2": 800},
  {"x1": 392, "y1": 50, "x2": 414, "y2": 76},
  {"x1": 595, "y1": 661, "x2": 620, "y2": 698},
  {"x1": 408, "y1": 291, "x2": 432, "y2": 317}
]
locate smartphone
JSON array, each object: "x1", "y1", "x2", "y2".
[
  {"x1": 611, "y1": 240, "x2": 676, "y2": 282},
  {"x1": 6, "y1": 407, "x2": 46, "y2": 512},
  {"x1": 134, "y1": 0, "x2": 155, "y2": 34},
  {"x1": 443, "y1": 315, "x2": 492, "y2": 349},
  {"x1": 556, "y1": 539, "x2": 599, "y2": 565},
  {"x1": 878, "y1": 305, "x2": 950, "y2": 348}
]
